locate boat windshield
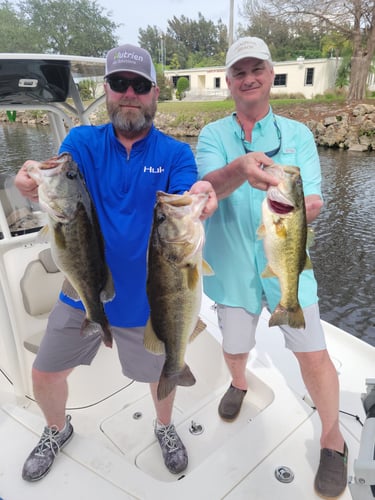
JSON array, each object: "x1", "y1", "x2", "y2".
[{"x1": 0, "y1": 54, "x2": 106, "y2": 240}]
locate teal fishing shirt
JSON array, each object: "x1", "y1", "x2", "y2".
[{"x1": 196, "y1": 109, "x2": 321, "y2": 315}]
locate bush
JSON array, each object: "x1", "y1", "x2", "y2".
[{"x1": 176, "y1": 77, "x2": 189, "y2": 101}]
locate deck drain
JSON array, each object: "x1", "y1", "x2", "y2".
[
  {"x1": 132, "y1": 411, "x2": 143, "y2": 420},
  {"x1": 274, "y1": 466, "x2": 294, "y2": 483},
  {"x1": 189, "y1": 420, "x2": 204, "y2": 435}
]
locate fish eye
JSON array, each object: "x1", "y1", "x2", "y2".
[
  {"x1": 66, "y1": 170, "x2": 77, "y2": 180},
  {"x1": 156, "y1": 213, "x2": 166, "y2": 224}
]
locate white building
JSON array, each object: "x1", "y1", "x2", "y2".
[{"x1": 164, "y1": 57, "x2": 340, "y2": 100}]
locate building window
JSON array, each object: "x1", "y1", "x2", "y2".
[
  {"x1": 214, "y1": 77, "x2": 221, "y2": 89},
  {"x1": 274, "y1": 73, "x2": 287, "y2": 87},
  {"x1": 305, "y1": 68, "x2": 314, "y2": 86}
]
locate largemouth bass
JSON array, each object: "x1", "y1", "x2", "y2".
[
  {"x1": 27, "y1": 152, "x2": 115, "y2": 347},
  {"x1": 257, "y1": 164, "x2": 313, "y2": 329},
  {"x1": 144, "y1": 190, "x2": 213, "y2": 400}
]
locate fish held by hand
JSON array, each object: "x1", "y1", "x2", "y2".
[
  {"x1": 257, "y1": 164, "x2": 313, "y2": 329},
  {"x1": 27, "y1": 153, "x2": 115, "y2": 347},
  {"x1": 144, "y1": 190, "x2": 214, "y2": 400}
]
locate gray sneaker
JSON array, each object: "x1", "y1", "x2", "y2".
[
  {"x1": 154, "y1": 422, "x2": 188, "y2": 474},
  {"x1": 22, "y1": 415, "x2": 74, "y2": 482}
]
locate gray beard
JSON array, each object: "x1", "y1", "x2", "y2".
[{"x1": 107, "y1": 103, "x2": 156, "y2": 135}]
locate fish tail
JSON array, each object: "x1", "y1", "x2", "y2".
[
  {"x1": 269, "y1": 303, "x2": 306, "y2": 329},
  {"x1": 157, "y1": 364, "x2": 196, "y2": 401},
  {"x1": 81, "y1": 318, "x2": 113, "y2": 348},
  {"x1": 100, "y1": 268, "x2": 116, "y2": 303},
  {"x1": 102, "y1": 322, "x2": 113, "y2": 348}
]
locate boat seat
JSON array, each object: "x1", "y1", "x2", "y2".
[{"x1": 20, "y1": 248, "x2": 64, "y2": 353}]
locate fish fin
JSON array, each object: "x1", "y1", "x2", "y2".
[
  {"x1": 35, "y1": 224, "x2": 50, "y2": 243},
  {"x1": 187, "y1": 264, "x2": 200, "y2": 290},
  {"x1": 189, "y1": 317, "x2": 207, "y2": 342},
  {"x1": 144, "y1": 318, "x2": 165, "y2": 354},
  {"x1": 53, "y1": 222, "x2": 67, "y2": 250},
  {"x1": 261, "y1": 264, "x2": 277, "y2": 278},
  {"x1": 100, "y1": 268, "x2": 116, "y2": 303},
  {"x1": 157, "y1": 364, "x2": 196, "y2": 400},
  {"x1": 81, "y1": 318, "x2": 113, "y2": 348},
  {"x1": 202, "y1": 259, "x2": 215, "y2": 276},
  {"x1": 257, "y1": 223, "x2": 266, "y2": 239},
  {"x1": 275, "y1": 220, "x2": 287, "y2": 238},
  {"x1": 304, "y1": 254, "x2": 313, "y2": 270},
  {"x1": 269, "y1": 303, "x2": 305, "y2": 329},
  {"x1": 306, "y1": 227, "x2": 315, "y2": 248},
  {"x1": 61, "y1": 278, "x2": 81, "y2": 301}
]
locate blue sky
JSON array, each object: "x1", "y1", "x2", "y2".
[{"x1": 97, "y1": 0, "x2": 240, "y2": 45}]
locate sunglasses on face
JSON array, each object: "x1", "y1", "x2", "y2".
[{"x1": 106, "y1": 77, "x2": 155, "y2": 95}]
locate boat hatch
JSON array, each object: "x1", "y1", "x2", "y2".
[{"x1": 0, "y1": 59, "x2": 70, "y2": 104}]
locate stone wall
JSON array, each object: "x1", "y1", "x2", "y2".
[
  {"x1": 2, "y1": 103, "x2": 375, "y2": 152},
  {"x1": 306, "y1": 104, "x2": 375, "y2": 152}
]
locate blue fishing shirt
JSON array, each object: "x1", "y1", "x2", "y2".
[
  {"x1": 58, "y1": 123, "x2": 197, "y2": 327},
  {"x1": 196, "y1": 109, "x2": 321, "y2": 315}
]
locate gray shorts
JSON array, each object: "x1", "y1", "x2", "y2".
[
  {"x1": 216, "y1": 303, "x2": 326, "y2": 354},
  {"x1": 33, "y1": 300, "x2": 165, "y2": 383}
]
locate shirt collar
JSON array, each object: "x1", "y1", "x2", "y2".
[{"x1": 232, "y1": 107, "x2": 274, "y2": 139}]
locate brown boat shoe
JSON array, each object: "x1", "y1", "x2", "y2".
[
  {"x1": 314, "y1": 442, "x2": 348, "y2": 498},
  {"x1": 218, "y1": 384, "x2": 247, "y2": 421}
]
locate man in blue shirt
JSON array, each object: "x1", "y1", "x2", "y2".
[
  {"x1": 16, "y1": 43, "x2": 217, "y2": 482},
  {"x1": 196, "y1": 37, "x2": 347, "y2": 498}
]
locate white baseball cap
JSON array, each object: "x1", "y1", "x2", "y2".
[{"x1": 225, "y1": 37, "x2": 272, "y2": 69}]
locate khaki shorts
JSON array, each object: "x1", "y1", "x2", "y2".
[
  {"x1": 33, "y1": 300, "x2": 165, "y2": 383},
  {"x1": 216, "y1": 303, "x2": 326, "y2": 354}
]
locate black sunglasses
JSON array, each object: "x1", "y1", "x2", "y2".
[
  {"x1": 241, "y1": 117, "x2": 282, "y2": 158},
  {"x1": 106, "y1": 77, "x2": 155, "y2": 95}
]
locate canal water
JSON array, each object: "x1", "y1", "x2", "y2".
[{"x1": 1, "y1": 122, "x2": 374, "y2": 345}]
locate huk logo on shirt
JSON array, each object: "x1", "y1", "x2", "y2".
[{"x1": 144, "y1": 166, "x2": 165, "y2": 174}]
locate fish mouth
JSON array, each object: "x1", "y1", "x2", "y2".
[
  {"x1": 268, "y1": 198, "x2": 294, "y2": 214},
  {"x1": 267, "y1": 187, "x2": 294, "y2": 215},
  {"x1": 27, "y1": 154, "x2": 70, "y2": 182}
]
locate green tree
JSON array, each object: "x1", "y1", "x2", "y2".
[
  {"x1": 139, "y1": 13, "x2": 228, "y2": 70},
  {"x1": 335, "y1": 58, "x2": 351, "y2": 89},
  {"x1": 138, "y1": 25, "x2": 163, "y2": 62},
  {"x1": 238, "y1": 4, "x2": 323, "y2": 60},
  {"x1": 77, "y1": 78, "x2": 99, "y2": 99},
  {"x1": 0, "y1": 1, "x2": 38, "y2": 51},
  {"x1": 138, "y1": 26, "x2": 180, "y2": 71},
  {"x1": 13, "y1": 0, "x2": 119, "y2": 55},
  {"x1": 241, "y1": 0, "x2": 375, "y2": 101},
  {"x1": 169, "y1": 53, "x2": 181, "y2": 70},
  {"x1": 167, "y1": 13, "x2": 228, "y2": 68},
  {"x1": 156, "y1": 68, "x2": 172, "y2": 101}
]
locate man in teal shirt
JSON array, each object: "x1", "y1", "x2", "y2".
[{"x1": 196, "y1": 37, "x2": 347, "y2": 499}]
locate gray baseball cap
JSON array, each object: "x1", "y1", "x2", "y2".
[{"x1": 105, "y1": 44, "x2": 157, "y2": 83}]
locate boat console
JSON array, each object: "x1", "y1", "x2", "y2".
[{"x1": 349, "y1": 379, "x2": 375, "y2": 499}]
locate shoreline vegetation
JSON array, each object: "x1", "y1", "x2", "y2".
[{"x1": 2, "y1": 97, "x2": 375, "y2": 151}]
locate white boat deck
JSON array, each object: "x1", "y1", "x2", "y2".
[{"x1": 0, "y1": 293, "x2": 372, "y2": 499}]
